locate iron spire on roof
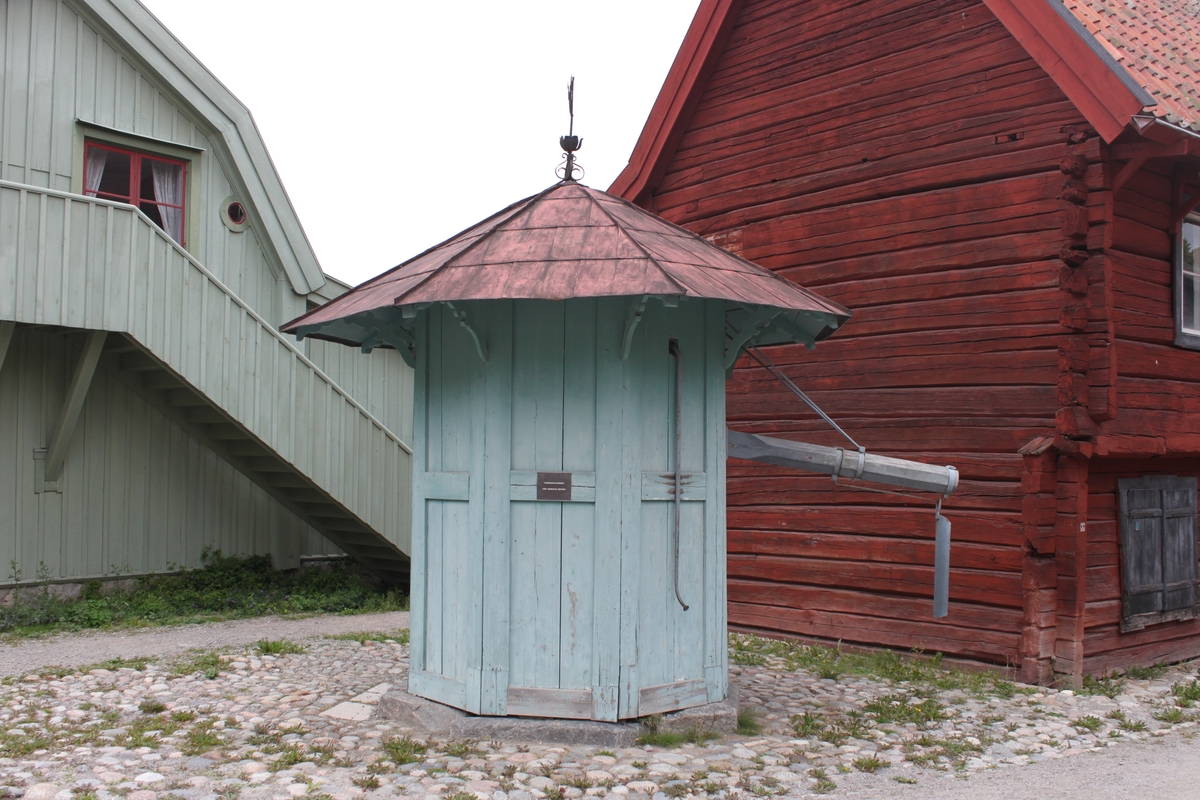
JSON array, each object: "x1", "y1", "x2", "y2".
[{"x1": 557, "y1": 76, "x2": 584, "y2": 182}]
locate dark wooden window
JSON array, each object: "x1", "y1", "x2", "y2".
[
  {"x1": 1176, "y1": 218, "x2": 1200, "y2": 348},
  {"x1": 83, "y1": 141, "x2": 187, "y2": 246},
  {"x1": 1118, "y1": 475, "x2": 1199, "y2": 631}
]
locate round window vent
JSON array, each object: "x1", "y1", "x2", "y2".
[{"x1": 220, "y1": 195, "x2": 250, "y2": 232}]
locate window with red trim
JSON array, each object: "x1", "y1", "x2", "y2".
[{"x1": 83, "y1": 141, "x2": 187, "y2": 246}]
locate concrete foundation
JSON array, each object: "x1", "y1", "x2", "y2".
[{"x1": 378, "y1": 683, "x2": 739, "y2": 747}]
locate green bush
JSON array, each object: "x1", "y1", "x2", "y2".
[{"x1": 0, "y1": 550, "x2": 407, "y2": 634}]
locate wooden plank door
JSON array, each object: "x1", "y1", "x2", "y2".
[
  {"x1": 409, "y1": 303, "x2": 492, "y2": 713},
  {"x1": 620, "y1": 298, "x2": 727, "y2": 718},
  {"x1": 503, "y1": 299, "x2": 616, "y2": 719}
]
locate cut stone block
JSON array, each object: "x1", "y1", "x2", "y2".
[{"x1": 320, "y1": 701, "x2": 374, "y2": 721}]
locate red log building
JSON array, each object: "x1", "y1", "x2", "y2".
[{"x1": 612, "y1": 0, "x2": 1200, "y2": 684}]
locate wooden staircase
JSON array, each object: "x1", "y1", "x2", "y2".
[{"x1": 0, "y1": 180, "x2": 412, "y2": 586}]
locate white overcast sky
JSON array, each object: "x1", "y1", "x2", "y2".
[{"x1": 138, "y1": 0, "x2": 702, "y2": 287}]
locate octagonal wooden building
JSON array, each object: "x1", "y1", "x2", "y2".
[{"x1": 284, "y1": 180, "x2": 849, "y2": 721}]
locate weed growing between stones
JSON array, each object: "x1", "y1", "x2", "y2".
[
  {"x1": 809, "y1": 768, "x2": 836, "y2": 793},
  {"x1": 1124, "y1": 662, "x2": 1168, "y2": 680},
  {"x1": 324, "y1": 629, "x2": 409, "y2": 645},
  {"x1": 181, "y1": 720, "x2": 223, "y2": 755},
  {"x1": 1080, "y1": 672, "x2": 1125, "y2": 698},
  {"x1": 729, "y1": 633, "x2": 1020, "y2": 698},
  {"x1": 852, "y1": 755, "x2": 888, "y2": 773},
  {"x1": 737, "y1": 708, "x2": 762, "y2": 735},
  {"x1": 635, "y1": 717, "x2": 719, "y2": 748},
  {"x1": 171, "y1": 651, "x2": 223, "y2": 680},
  {"x1": 381, "y1": 735, "x2": 427, "y2": 765},
  {"x1": 0, "y1": 551, "x2": 407, "y2": 636},
  {"x1": 254, "y1": 639, "x2": 306, "y2": 656},
  {"x1": 1072, "y1": 715, "x2": 1102, "y2": 732},
  {"x1": 1173, "y1": 679, "x2": 1200, "y2": 707}
]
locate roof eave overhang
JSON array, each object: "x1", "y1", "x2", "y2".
[
  {"x1": 73, "y1": 0, "x2": 326, "y2": 295},
  {"x1": 612, "y1": 0, "x2": 1164, "y2": 204},
  {"x1": 979, "y1": 0, "x2": 1154, "y2": 144},
  {"x1": 609, "y1": 0, "x2": 744, "y2": 204}
]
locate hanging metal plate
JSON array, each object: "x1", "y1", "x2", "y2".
[{"x1": 536, "y1": 472, "x2": 572, "y2": 501}]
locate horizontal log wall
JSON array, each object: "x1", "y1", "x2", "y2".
[
  {"x1": 1080, "y1": 157, "x2": 1200, "y2": 672},
  {"x1": 649, "y1": 0, "x2": 1091, "y2": 665}
]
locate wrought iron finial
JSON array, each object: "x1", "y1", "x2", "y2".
[{"x1": 557, "y1": 76, "x2": 584, "y2": 182}]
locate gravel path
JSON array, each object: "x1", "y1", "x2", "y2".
[
  {"x1": 0, "y1": 611, "x2": 410, "y2": 676},
  {"x1": 0, "y1": 615, "x2": 1196, "y2": 800}
]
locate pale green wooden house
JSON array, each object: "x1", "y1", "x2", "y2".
[{"x1": 0, "y1": 0, "x2": 413, "y2": 589}]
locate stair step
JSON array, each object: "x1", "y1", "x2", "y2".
[
  {"x1": 245, "y1": 457, "x2": 291, "y2": 472},
  {"x1": 164, "y1": 390, "x2": 207, "y2": 407},
  {"x1": 187, "y1": 407, "x2": 227, "y2": 425},
  {"x1": 119, "y1": 353, "x2": 160, "y2": 372},
  {"x1": 206, "y1": 423, "x2": 249, "y2": 440},
  {"x1": 226, "y1": 441, "x2": 270, "y2": 457},
  {"x1": 143, "y1": 372, "x2": 183, "y2": 390},
  {"x1": 268, "y1": 475, "x2": 313, "y2": 489}
]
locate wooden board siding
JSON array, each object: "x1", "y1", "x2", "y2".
[
  {"x1": 0, "y1": 0, "x2": 297, "y2": 327},
  {"x1": 645, "y1": 0, "x2": 1093, "y2": 665},
  {"x1": 0, "y1": 181, "x2": 412, "y2": 580},
  {"x1": 409, "y1": 298, "x2": 728, "y2": 719},
  {"x1": 0, "y1": 325, "x2": 332, "y2": 583}
]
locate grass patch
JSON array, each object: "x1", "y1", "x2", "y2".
[
  {"x1": 894, "y1": 776, "x2": 917, "y2": 784},
  {"x1": 1072, "y1": 715, "x2": 1102, "y2": 732},
  {"x1": 171, "y1": 650, "x2": 224, "y2": 680},
  {"x1": 0, "y1": 551, "x2": 407, "y2": 636},
  {"x1": 1080, "y1": 673, "x2": 1125, "y2": 699},
  {"x1": 729, "y1": 633, "x2": 1017, "y2": 697},
  {"x1": 1174, "y1": 680, "x2": 1200, "y2": 708},
  {"x1": 382, "y1": 735, "x2": 427, "y2": 765},
  {"x1": 181, "y1": 720, "x2": 223, "y2": 755},
  {"x1": 325, "y1": 629, "x2": 410, "y2": 646},
  {"x1": 1155, "y1": 708, "x2": 1186, "y2": 723},
  {"x1": 139, "y1": 700, "x2": 167, "y2": 714},
  {"x1": 441, "y1": 740, "x2": 483, "y2": 758},
  {"x1": 353, "y1": 776, "x2": 380, "y2": 789},
  {"x1": 852, "y1": 755, "x2": 887, "y2": 773},
  {"x1": 863, "y1": 693, "x2": 945, "y2": 725},
  {"x1": 809, "y1": 768, "x2": 836, "y2": 794},
  {"x1": 636, "y1": 717, "x2": 719, "y2": 748},
  {"x1": 1124, "y1": 663, "x2": 1168, "y2": 680},
  {"x1": 255, "y1": 639, "x2": 306, "y2": 656},
  {"x1": 736, "y1": 709, "x2": 762, "y2": 736},
  {"x1": 82, "y1": 657, "x2": 152, "y2": 672}
]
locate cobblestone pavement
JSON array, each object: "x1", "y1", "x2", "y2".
[{"x1": 0, "y1": 623, "x2": 1197, "y2": 799}]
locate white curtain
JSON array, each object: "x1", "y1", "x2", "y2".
[
  {"x1": 150, "y1": 160, "x2": 184, "y2": 244},
  {"x1": 84, "y1": 149, "x2": 107, "y2": 196}
]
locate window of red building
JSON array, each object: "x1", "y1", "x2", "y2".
[{"x1": 83, "y1": 141, "x2": 186, "y2": 246}]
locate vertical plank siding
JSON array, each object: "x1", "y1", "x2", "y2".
[
  {"x1": 647, "y1": 0, "x2": 1092, "y2": 666},
  {"x1": 0, "y1": 325, "x2": 318, "y2": 579},
  {"x1": 0, "y1": 181, "x2": 412, "y2": 578},
  {"x1": 1, "y1": 0, "x2": 417, "y2": 580},
  {"x1": 0, "y1": 0, "x2": 295, "y2": 325}
]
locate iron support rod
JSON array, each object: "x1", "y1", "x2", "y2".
[
  {"x1": 746, "y1": 346, "x2": 861, "y2": 451},
  {"x1": 669, "y1": 338, "x2": 689, "y2": 611}
]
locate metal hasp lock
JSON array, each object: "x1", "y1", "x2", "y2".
[{"x1": 729, "y1": 346, "x2": 960, "y2": 619}]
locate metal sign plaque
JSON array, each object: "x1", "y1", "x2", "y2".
[{"x1": 536, "y1": 472, "x2": 572, "y2": 501}]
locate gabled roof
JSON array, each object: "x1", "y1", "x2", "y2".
[
  {"x1": 1065, "y1": 0, "x2": 1200, "y2": 132},
  {"x1": 611, "y1": 0, "x2": 1181, "y2": 202},
  {"x1": 283, "y1": 181, "x2": 849, "y2": 341},
  {"x1": 79, "y1": 0, "x2": 326, "y2": 294}
]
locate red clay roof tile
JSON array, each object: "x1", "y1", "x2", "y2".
[{"x1": 1065, "y1": 0, "x2": 1200, "y2": 130}]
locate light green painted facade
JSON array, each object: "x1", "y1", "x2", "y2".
[{"x1": 0, "y1": 0, "x2": 414, "y2": 586}]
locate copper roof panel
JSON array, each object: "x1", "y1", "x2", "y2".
[{"x1": 282, "y1": 180, "x2": 850, "y2": 340}]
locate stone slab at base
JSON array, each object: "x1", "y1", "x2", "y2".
[{"x1": 377, "y1": 682, "x2": 739, "y2": 747}]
